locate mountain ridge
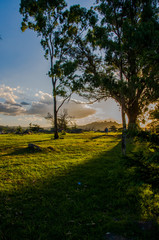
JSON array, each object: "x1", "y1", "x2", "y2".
[{"x1": 78, "y1": 120, "x2": 122, "y2": 131}]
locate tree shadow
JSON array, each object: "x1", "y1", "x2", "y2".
[
  {"x1": 1, "y1": 147, "x2": 40, "y2": 156},
  {"x1": 0, "y1": 142, "x2": 158, "y2": 240},
  {"x1": 91, "y1": 134, "x2": 122, "y2": 140},
  {"x1": 1, "y1": 145, "x2": 55, "y2": 157}
]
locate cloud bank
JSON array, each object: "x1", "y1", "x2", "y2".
[{"x1": 0, "y1": 85, "x2": 96, "y2": 120}]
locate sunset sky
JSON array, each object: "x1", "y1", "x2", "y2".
[{"x1": 0, "y1": 0, "x2": 122, "y2": 127}]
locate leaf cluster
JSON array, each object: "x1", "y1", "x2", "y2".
[{"x1": 71, "y1": 0, "x2": 159, "y2": 119}]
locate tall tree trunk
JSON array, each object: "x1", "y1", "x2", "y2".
[
  {"x1": 120, "y1": 54, "x2": 126, "y2": 155},
  {"x1": 121, "y1": 101, "x2": 126, "y2": 155},
  {"x1": 52, "y1": 79, "x2": 59, "y2": 139},
  {"x1": 53, "y1": 95, "x2": 59, "y2": 139}
]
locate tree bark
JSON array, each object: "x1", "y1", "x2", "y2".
[
  {"x1": 127, "y1": 101, "x2": 139, "y2": 130},
  {"x1": 53, "y1": 79, "x2": 59, "y2": 139},
  {"x1": 127, "y1": 112, "x2": 138, "y2": 128},
  {"x1": 53, "y1": 96, "x2": 59, "y2": 139},
  {"x1": 121, "y1": 102, "x2": 126, "y2": 155}
]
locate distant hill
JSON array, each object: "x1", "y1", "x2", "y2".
[{"x1": 78, "y1": 120, "x2": 122, "y2": 131}]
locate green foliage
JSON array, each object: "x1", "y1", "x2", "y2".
[
  {"x1": 125, "y1": 149, "x2": 159, "y2": 188},
  {"x1": 110, "y1": 125, "x2": 117, "y2": 132},
  {"x1": 16, "y1": 126, "x2": 23, "y2": 134},
  {"x1": 126, "y1": 123, "x2": 141, "y2": 137},
  {"x1": 147, "y1": 102, "x2": 159, "y2": 132},
  {"x1": 136, "y1": 130, "x2": 159, "y2": 148},
  {"x1": 20, "y1": 0, "x2": 85, "y2": 139},
  {"x1": 61, "y1": 129, "x2": 66, "y2": 135},
  {"x1": 124, "y1": 136, "x2": 159, "y2": 221},
  {"x1": 29, "y1": 123, "x2": 42, "y2": 132},
  {"x1": 0, "y1": 125, "x2": 16, "y2": 134},
  {"x1": 45, "y1": 109, "x2": 72, "y2": 131},
  {"x1": 71, "y1": 0, "x2": 159, "y2": 127},
  {"x1": 20, "y1": 0, "x2": 78, "y2": 86}
]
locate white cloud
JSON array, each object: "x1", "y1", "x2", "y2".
[
  {"x1": 25, "y1": 97, "x2": 96, "y2": 119},
  {"x1": 0, "y1": 86, "x2": 111, "y2": 125},
  {"x1": 0, "y1": 86, "x2": 96, "y2": 119},
  {"x1": 0, "y1": 84, "x2": 19, "y2": 104},
  {"x1": 35, "y1": 91, "x2": 52, "y2": 104},
  {"x1": 62, "y1": 99, "x2": 96, "y2": 119}
]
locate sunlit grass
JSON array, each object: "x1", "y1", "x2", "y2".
[{"x1": 0, "y1": 132, "x2": 158, "y2": 239}]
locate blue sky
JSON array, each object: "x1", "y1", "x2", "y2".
[{"x1": 0, "y1": 0, "x2": 122, "y2": 127}]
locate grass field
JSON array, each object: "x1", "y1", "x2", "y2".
[{"x1": 0, "y1": 132, "x2": 158, "y2": 240}]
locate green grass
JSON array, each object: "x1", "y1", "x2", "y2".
[{"x1": 0, "y1": 132, "x2": 158, "y2": 240}]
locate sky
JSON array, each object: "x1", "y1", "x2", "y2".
[{"x1": 0, "y1": 0, "x2": 122, "y2": 127}]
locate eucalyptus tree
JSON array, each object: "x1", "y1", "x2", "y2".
[
  {"x1": 72, "y1": 0, "x2": 159, "y2": 131},
  {"x1": 20, "y1": 0, "x2": 83, "y2": 139}
]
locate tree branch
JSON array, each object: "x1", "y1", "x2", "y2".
[{"x1": 57, "y1": 93, "x2": 72, "y2": 113}]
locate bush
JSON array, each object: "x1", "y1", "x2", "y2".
[
  {"x1": 136, "y1": 131, "x2": 159, "y2": 147},
  {"x1": 61, "y1": 130, "x2": 66, "y2": 135}
]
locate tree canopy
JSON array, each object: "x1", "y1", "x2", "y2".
[
  {"x1": 20, "y1": 0, "x2": 159, "y2": 139},
  {"x1": 20, "y1": 0, "x2": 82, "y2": 138},
  {"x1": 70, "y1": 0, "x2": 159, "y2": 129}
]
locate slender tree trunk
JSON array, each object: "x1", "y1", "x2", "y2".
[
  {"x1": 52, "y1": 79, "x2": 59, "y2": 139},
  {"x1": 113, "y1": 8, "x2": 126, "y2": 155},
  {"x1": 121, "y1": 101, "x2": 126, "y2": 155},
  {"x1": 53, "y1": 96, "x2": 59, "y2": 139},
  {"x1": 120, "y1": 54, "x2": 126, "y2": 155},
  {"x1": 50, "y1": 45, "x2": 59, "y2": 139}
]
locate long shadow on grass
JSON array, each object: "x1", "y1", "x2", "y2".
[
  {"x1": 91, "y1": 134, "x2": 121, "y2": 140},
  {"x1": 0, "y1": 142, "x2": 158, "y2": 240},
  {"x1": 1, "y1": 145, "x2": 54, "y2": 156},
  {"x1": 1, "y1": 147, "x2": 40, "y2": 156}
]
